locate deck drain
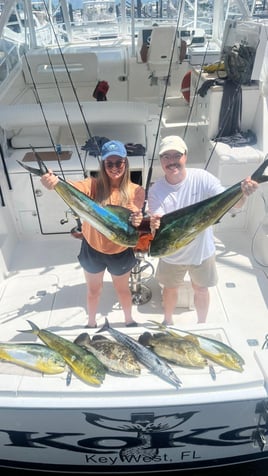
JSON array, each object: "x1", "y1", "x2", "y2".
[{"x1": 225, "y1": 282, "x2": 236, "y2": 288}]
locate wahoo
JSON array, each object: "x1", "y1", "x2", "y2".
[
  {"x1": 149, "y1": 158, "x2": 268, "y2": 257},
  {"x1": 18, "y1": 151, "x2": 139, "y2": 247}
]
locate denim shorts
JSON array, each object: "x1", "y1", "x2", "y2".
[{"x1": 78, "y1": 239, "x2": 137, "y2": 276}]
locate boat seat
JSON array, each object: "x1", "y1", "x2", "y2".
[
  {"x1": 207, "y1": 141, "x2": 265, "y2": 185},
  {"x1": 0, "y1": 102, "x2": 151, "y2": 148},
  {"x1": 147, "y1": 25, "x2": 179, "y2": 78}
]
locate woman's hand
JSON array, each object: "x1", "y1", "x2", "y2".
[
  {"x1": 130, "y1": 210, "x2": 143, "y2": 228},
  {"x1": 40, "y1": 170, "x2": 59, "y2": 190}
]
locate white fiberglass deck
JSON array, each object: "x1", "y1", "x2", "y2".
[{"x1": 0, "y1": 230, "x2": 267, "y2": 406}]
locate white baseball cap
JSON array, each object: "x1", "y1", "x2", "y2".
[{"x1": 159, "y1": 136, "x2": 188, "y2": 156}]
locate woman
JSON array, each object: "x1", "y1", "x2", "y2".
[{"x1": 41, "y1": 140, "x2": 145, "y2": 328}]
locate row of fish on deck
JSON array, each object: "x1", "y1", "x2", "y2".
[{"x1": 0, "y1": 319, "x2": 245, "y2": 390}]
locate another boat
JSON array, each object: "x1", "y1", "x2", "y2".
[{"x1": 1, "y1": 0, "x2": 268, "y2": 472}]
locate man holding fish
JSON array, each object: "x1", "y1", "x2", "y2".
[
  {"x1": 41, "y1": 140, "x2": 145, "y2": 328},
  {"x1": 148, "y1": 135, "x2": 259, "y2": 325}
]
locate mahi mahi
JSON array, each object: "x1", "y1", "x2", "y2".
[
  {"x1": 74, "y1": 333, "x2": 141, "y2": 376},
  {"x1": 149, "y1": 158, "x2": 268, "y2": 257},
  {"x1": 17, "y1": 150, "x2": 139, "y2": 247},
  {"x1": 0, "y1": 343, "x2": 66, "y2": 374},
  {"x1": 98, "y1": 318, "x2": 182, "y2": 389},
  {"x1": 20, "y1": 321, "x2": 106, "y2": 385},
  {"x1": 149, "y1": 321, "x2": 244, "y2": 372}
]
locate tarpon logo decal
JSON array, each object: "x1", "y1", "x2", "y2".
[{"x1": 84, "y1": 411, "x2": 196, "y2": 460}]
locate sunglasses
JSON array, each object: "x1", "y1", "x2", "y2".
[{"x1": 105, "y1": 159, "x2": 126, "y2": 169}]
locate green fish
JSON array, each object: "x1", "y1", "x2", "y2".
[
  {"x1": 149, "y1": 321, "x2": 244, "y2": 372},
  {"x1": 0, "y1": 343, "x2": 66, "y2": 374},
  {"x1": 149, "y1": 158, "x2": 268, "y2": 257},
  {"x1": 17, "y1": 150, "x2": 139, "y2": 247},
  {"x1": 20, "y1": 321, "x2": 106, "y2": 386},
  {"x1": 138, "y1": 331, "x2": 207, "y2": 368}
]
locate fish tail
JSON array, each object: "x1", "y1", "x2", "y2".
[
  {"x1": 18, "y1": 320, "x2": 40, "y2": 335},
  {"x1": 97, "y1": 317, "x2": 110, "y2": 334},
  {"x1": 17, "y1": 146, "x2": 49, "y2": 177},
  {"x1": 147, "y1": 320, "x2": 166, "y2": 332},
  {"x1": 251, "y1": 158, "x2": 268, "y2": 184}
]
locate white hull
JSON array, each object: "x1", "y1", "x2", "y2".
[{"x1": 1, "y1": 0, "x2": 268, "y2": 472}]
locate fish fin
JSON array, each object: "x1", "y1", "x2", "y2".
[
  {"x1": 17, "y1": 147, "x2": 49, "y2": 177},
  {"x1": 105, "y1": 205, "x2": 132, "y2": 222},
  {"x1": 18, "y1": 320, "x2": 40, "y2": 334},
  {"x1": 66, "y1": 368, "x2": 73, "y2": 386},
  {"x1": 251, "y1": 157, "x2": 268, "y2": 183},
  {"x1": 209, "y1": 364, "x2": 216, "y2": 381},
  {"x1": 26, "y1": 320, "x2": 40, "y2": 331},
  {"x1": 97, "y1": 317, "x2": 110, "y2": 333},
  {"x1": 17, "y1": 160, "x2": 44, "y2": 176}
]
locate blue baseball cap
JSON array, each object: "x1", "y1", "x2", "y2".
[{"x1": 101, "y1": 140, "x2": 127, "y2": 160}]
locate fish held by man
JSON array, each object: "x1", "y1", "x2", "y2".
[
  {"x1": 20, "y1": 321, "x2": 106, "y2": 385},
  {"x1": 98, "y1": 318, "x2": 182, "y2": 389},
  {"x1": 74, "y1": 333, "x2": 141, "y2": 376},
  {"x1": 0, "y1": 343, "x2": 66, "y2": 374},
  {"x1": 149, "y1": 321, "x2": 244, "y2": 372},
  {"x1": 149, "y1": 158, "x2": 268, "y2": 257},
  {"x1": 138, "y1": 331, "x2": 207, "y2": 368},
  {"x1": 17, "y1": 150, "x2": 139, "y2": 247}
]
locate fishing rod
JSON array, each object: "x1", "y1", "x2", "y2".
[
  {"x1": 142, "y1": 0, "x2": 184, "y2": 214},
  {"x1": 23, "y1": 52, "x2": 66, "y2": 178},
  {"x1": 183, "y1": 39, "x2": 211, "y2": 140},
  {"x1": 46, "y1": 47, "x2": 86, "y2": 177},
  {"x1": 24, "y1": 53, "x2": 83, "y2": 232},
  {"x1": 42, "y1": 0, "x2": 101, "y2": 162}
]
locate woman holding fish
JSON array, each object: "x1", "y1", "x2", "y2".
[
  {"x1": 41, "y1": 140, "x2": 145, "y2": 328},
  {"x1": 148, "y1": 135, "x2": 259, "y2": 326}
]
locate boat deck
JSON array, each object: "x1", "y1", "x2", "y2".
[{"x1": 0, "y1": 229, "x2": 267, "y2": 407}]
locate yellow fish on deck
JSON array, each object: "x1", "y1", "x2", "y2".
[
  {"x1": 20, "y1": 321, "x2": 106, "y2": 386},
  {"x1": 0, "y1": 342, "x2": 66, "y2": 374},
  {"x1": 148, "y1": 321, "x2": 245, "y2": 372}
]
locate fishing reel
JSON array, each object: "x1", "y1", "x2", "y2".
[
  {"x1": 130, "y1": 252, "x2": 154, "y2": 305},
  {"x1": 60, "y1": 210, "x2": 83, "y2": 239}
]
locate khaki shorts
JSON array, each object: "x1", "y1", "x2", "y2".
[{"x1": 156, "y1": 255, "x2": 218, "y2": 288}]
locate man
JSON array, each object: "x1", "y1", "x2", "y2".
[{"x1": 148, "y1": 135, "x2": 258, "y2": 324}]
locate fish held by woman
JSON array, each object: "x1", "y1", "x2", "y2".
[
  {"x1": 0, "y1": 343, "x2": 66, "y2": 374},
  {"x1": 98, "y1": 318, "x2": 182, "y2": 389},
  {"x1": 17, "y1": 150, "x2": 139, "y2": 247},
  {"x1": 149, "y1": 158, "x2": 268, "y2": 257},
  {"x1": 74, "y1": 333, "x2": 141, "y2": 376},
  {"x1": 138, "y1": 332, "x2": 207, "y2": 368},
  {"x1": 20, "y1": 321, "x2": 106, "y2": 386},
  {"x1": 149, "y1": 321, "x2": 244, "y2": 372}
]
